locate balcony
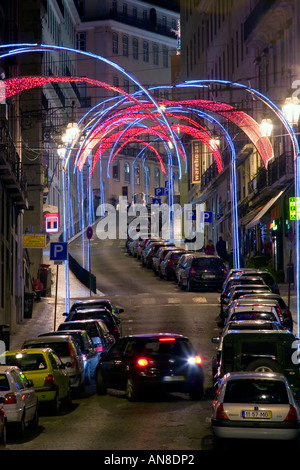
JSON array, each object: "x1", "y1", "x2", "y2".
[
  {"x1": 248, "y1": 152, "x2": 293, "y2": 195},
  {"x1": 0, "y1": 121, "x2": 28, "y2": 209},
  {"x1": 201, "y1": 161, "x2": 218, "y2": 190}
]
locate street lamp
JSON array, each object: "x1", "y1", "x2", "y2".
[
  {"x1": 260, "y1": 118, "x2": 273, "y2": 137},
  {"x1": 282, "y1": 97, "x2": 300, "y2": 127}
]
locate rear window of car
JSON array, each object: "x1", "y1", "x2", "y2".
[
  {"x1": 192, "y1": 258, "x2": 225, "y2": 268},
  {"x1": 231, "y1": 312, "x2": 277, "y2": 322},
  {"x1": 139, "y1": 339, "x2": 194, "y2": 356},
  {"x1": 6, "y1": 353, "x2": 47, "y2": 371},
  {"x1": 224, "y1": 379, "x2": 289, "y2": 404},
  {"x1": 0, "y1": 374, "x2": 9, "y2": 391},
  {"x1": 241, "y1": 341, "x2": 277, "y2": 357},
  {"x1": 25, "y1": 342, "x2": 71, "y2": 357}
]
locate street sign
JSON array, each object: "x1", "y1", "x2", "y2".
[
  {"x1": 50, "y1": 242, "x2": 68, "y2": 261},
  {"x1": 86, "y1": 226, "x2": 93, "y2": 240},
  {"x1": 152, "y1": 198, "x2": 161, "y2": 205},
  {"x1": 200, "y1": 211, "x2": 213, "y2": 224},
  {"x1": 289, "y1": 197, "x2": 300, "y2": 220},
  {"x1": 154, "y1": 187, "x2": 168, "y2": 196},
  {"x1": 186, "y1": 209, "x2": 196, "y2": 221},
  {"x1": 23, "y1": 234, "x2": 46, "y2": 248}
]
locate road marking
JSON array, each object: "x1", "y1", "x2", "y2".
[
  {"x1": 168, "y1": 298, "x2": 181, "y2": 303},
  {"x1": 192, "y1": 297, "x2": 207, "y2": 303}
]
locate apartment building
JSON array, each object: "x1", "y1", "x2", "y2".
[
  {"x1": 75, "y1": 0, "x2": 180, "y2": 208},
  {"x1": 180, "y1": 0, "x2": 300, "y2": 278}
]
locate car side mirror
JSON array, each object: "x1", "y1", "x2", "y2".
[
  {"x1": 63, "y1": 312, "x2": 69, "y2": 317},
  {"x1": 64, "y1": 361, "x2": 72, "y2": 368},
  {"x1": 27, "y1": 379, "x2": 34, "y2": 387},
  {"x1": 211, "y1": 337, "x2": 220, "y2": 344},
  {"x1": 0, "y1": 397, "x2": 5, "y2": 404}
]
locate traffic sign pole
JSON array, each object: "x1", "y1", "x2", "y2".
[{"x1": 86, "y1": 227, "x2": 93, "y2": 296}]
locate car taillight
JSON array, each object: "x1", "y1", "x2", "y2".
[
  {"x1": 4, "y1": 393, "x2": 17, "y2": 404},
  {"x1": 168, "y1": 260, "x2": 174, "y2": 266},
  {"x1": 284, "y1": 405, "x2": 298, "y2": 421},
  {"x1": 96, "y1": 345, "x2": 104, "y2": 353},
  {"x1": 68, "y1": 343, "x2": 76, "y2": 368},
  {"x1": 285, "y1": 309, "x2": 292, "y2": 318},
  {"x1": 137, "y1": 358, "x2": 149, "y2": 367},
  {"x1": 188, "y1": 355, "x2": 202, "y2": 365},
  {"x1": 215, "y1": 403, "x2": 229, "y2": 420},
  {"x1": 189, "y1": 268, "x2": 196, "y2": 277},
  {"x1": 44, "y1": 374, "x2": 56, "y2": 387}
]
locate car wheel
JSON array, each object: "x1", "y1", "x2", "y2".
[
  {"x1": 29, "y1": 404, "x2": 39, "y2": 429},
  {"x1": 245, "y1": 358, "x2": 283, "y2": 374},
  {"x1": 96, "y1": 368, "x2": 107, "y2": 395},
  {"x1": 0, "y1": 421, "x2": 6, "y2": 448},
  {"x1": 63, "y1": 387, "x2": 72, "y2": 409},
  {"x1": 187, "y1": 279, "x2": 193, "y2": 292},
  {"x1": 17, "y1": 412, "x2": 25, "y2": 438},
  {"x1": 126, "y1": 377, "x2": 139, "y2": 401},
  {"x1": 50, "y1": 392, "x2": 60, "y2": 415}
]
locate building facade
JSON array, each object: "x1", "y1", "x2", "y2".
[
  {"x1": 75, "y1": 0, "x2": 180, "y2": 209},
  {"x1": 180, "y1": 0, "x2": 299, "y2": 279}
]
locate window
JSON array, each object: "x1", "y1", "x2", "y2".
[
  {"x1": 123, "y1": 79, "x2": 129, "y2": 94},
  {"x1": 112, "y1": 32, "x2": 118, "y2": 54},
  {"x1": 113, "y1": 161, "x2": 120, "y2": 180},
  {"x1": 123, "y1": 3, "x2": 127, "y2": 16},
  {"x1": 133, "y1": 37, "x2": 139, "y2": 60},
  {"x1": 113, "y1": 76, "x2": 119, "y2": 96},
  {"x1": 153, "y1": 43, "x2": 159, "y2": 65},
  {"x1": 76, "y1": 32, "x2": 86, "y2": 51},
  {"x1": 122, "y1": 35, "x2": 128, "y2": 56},
  {"x1": 143, "y1": 10, "x2": 147, "y2": 22},
  {"x1": 133, "y1": 7, "x2": 137, "y2": 19},
  {"x1": 154, "y1": 167, "x2": 160, "y2": 187},
  {"x1": 144, "y1": 165, "x2": 150, "y2": 185},
  {"x1": 124, "y1": 162, "x2": 130, "y2": 183},
  {"x1": 143, "y1": 41, "x2": 149, "y2": 62},
  {"x1": 134, "y1": 165, "x2": 140, "y2": 185},
  {"x1": 163, "y1": 46, "x2": 168, "y2": 68}
]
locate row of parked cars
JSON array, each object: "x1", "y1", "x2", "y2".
[
  {"x1": 0, "y1": 297, "x2": 124, "y2": 446},
  {"x1": 126, "y1": 236, "x2": 228, "y2": 291},
  {"x1": 210, "y1": 268, "x2": 300, "y2": 448}
]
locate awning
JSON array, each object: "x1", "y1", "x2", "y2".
[
  {"x1": 245, "y1": 190, "x2": 285, "y2": 230},
  {"x1": 43, "y1": 204, "x2": 58, "y2": 214},
  {"x1": 239, "y1": 205, "x2": 264, "y2": 226}
]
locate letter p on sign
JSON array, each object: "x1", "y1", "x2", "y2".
[{"x1": 50, "y1": 242, "x2": 68, "y2": 261}]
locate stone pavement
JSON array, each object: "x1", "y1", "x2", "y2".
[{"x1": 9, "y1": 252, "x2": 103, "y2": 351}]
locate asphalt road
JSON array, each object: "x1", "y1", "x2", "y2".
[{"x1": 6, "y1": 235, "x2": 292, "y2": 452}]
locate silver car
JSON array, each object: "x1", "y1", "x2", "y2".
[
  {"x1": 22, "y1": 335, "x2": 85, "y2": 393},
  {"x1": 212, "y1": 372, "x2": 300, "y2": 443}
]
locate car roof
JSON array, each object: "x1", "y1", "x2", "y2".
[
  {"x1": 120, "y1": 333, "x2": 188, "y2": 340},
  {"x1": 226, "y1": 320, "x2": 281, "y2": 327},
  {"x1": 24, "y1": 335, "x2": 72, "y2": 343},
  {"x1": 5, "y1": 348, "x2": 53, "y2": 355},
  {"x1": 223, "y1": 329, "x2": 295, "y2": 338},
  {"x1": 0, "y1": 365, "x2": 22, "y2": 373},
  {"x1": 222, "y1": 371, "x2": 287, "y2": 381}
]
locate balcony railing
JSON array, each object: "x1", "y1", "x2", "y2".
[
  {"x1": 248, "y1": 152, "x2": 293, "y2": 194},
  {"x1": 201, "y1": 161, "x2": 218, "y2": 190},
  {"x1": 0, "y1": 120, "x2": 28, "y2": 207}
]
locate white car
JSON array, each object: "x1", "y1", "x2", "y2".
[
  {"x1": 0, "y1": 365, "x2": 39, "y2": 437},
  {"x1": 212, "y1": 372, "x2": 300, "y2": 444},
  {"x1": 224, "y1": 304, "x2": 283, "y2": 327}
]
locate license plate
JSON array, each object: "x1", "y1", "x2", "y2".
[
  {"x1": 202, "y1": 274, "x2": 215, "y2": 279},
  {"x1": 242, "y1": 410, "x2": 272, "y2": 419},
  {"x1": 162, "y1": 376, "x2": 185, "y2": 382}
]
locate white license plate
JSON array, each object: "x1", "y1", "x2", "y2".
[
  {"x1": 202, "y1": 274, "x2": 215, "y2": 279},
  {"x1": 242, "y1": 410, "x2": 272, "y2": 419},
  {"x1": 162, "y1": 376, "x2": 185, "y2": 382}
]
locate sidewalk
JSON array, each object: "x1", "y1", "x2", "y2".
[{"x1": 9, "y1": 253, "x2": 102, "y2": 351}]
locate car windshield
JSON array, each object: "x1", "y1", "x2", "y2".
[
  {"x1": 224, "y1": 379, "x2": 289, "y2": 404},
  {"x1": 5, "y1": 353, "x2": 47, "y2": 371},
  {"x1": 193, "y1": 258, "x2": 224, "y2": 268},
  {"x1": 0, "y1": 374, "x2": 9, "y2": 391},
  {"x1": 71, "y1": 311, "x2": 113, "y2": 325},
  {"x1": 25, "y1": 341, "x2": 71, "y2": 357}
]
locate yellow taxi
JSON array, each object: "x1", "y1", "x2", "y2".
[{"x1": 2, "y1": 348, "x2": 71, "y2": 415}]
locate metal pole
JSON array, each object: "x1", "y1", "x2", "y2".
[{"x1": 54, "y1": 263, "x2": 59, "y2": 330}]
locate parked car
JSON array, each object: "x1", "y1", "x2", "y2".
[
  {"x1": 224, "y1": 304, "x2": 284, "y2": 327},
  {"x1": 220, "y1": 285, "x2": 272, "y2": 319},
  {"x1": 39, "y1": 330, "x2": 98, "y2": 384},
  {"x1": 159, "y1": 249, "x2": 185, "y2": 280},
  {"x1": 0, "y1": 365, "x2": 39, "y2": 437},
  {"x1": 22, "y1": 335, "x2": 85, "y2": 393},
  {"x1": 225, "y1": 298, "x2": 285, "y2": 325},
  {"x1": 65, "y1": 308, "x2": 121, "y2": 340},
  {"x1": 222, "y1": 268, "x2": 279, "y2": 294},
  {"x1": 220, "y1": 275, "x2": 267, "y2": 307},
  {"x1": 152, "y1": 246, "x2": 176, "y2": 276},
  {"x1": 0, "y1": 398, "x2": 6, "y2": 447},
  {"x1": 3, "y1": 348, "x2": 71, "y2": 415},
  {"x1": 136, "y1": 238, "x2": 158, "y2": 259},
  {"x1": 68, "y1": 298, "x2": 124, "y2": 316},
  {"x1": 95, "y1": 333, "x2": 204, "y2": 401},
  {"x1": 142, "y1": 242, "x2": 174, "y2": 269},
  {"x1": 57, "y1": 319, "x2": 115, "y2": 359},
  {"x1": 212, "y1": 372, "x2": 300, "y2": 445},
  {"x1": 175, "y1": 252, "x2": 195, "y2": 283},
  {"x1": 212, "y1": 329, "x2": 300, "y2": 394},
  {"x1": 178, "y1": 253, "x2": 227, "y2": 291},
  {"x1": 239, "y1": 293, "x2": 293, "y2": 331}
]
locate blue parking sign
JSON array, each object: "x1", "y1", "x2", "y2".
[{"x1": 50, "y1": 242, "x2": 68, "y2": 261}]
